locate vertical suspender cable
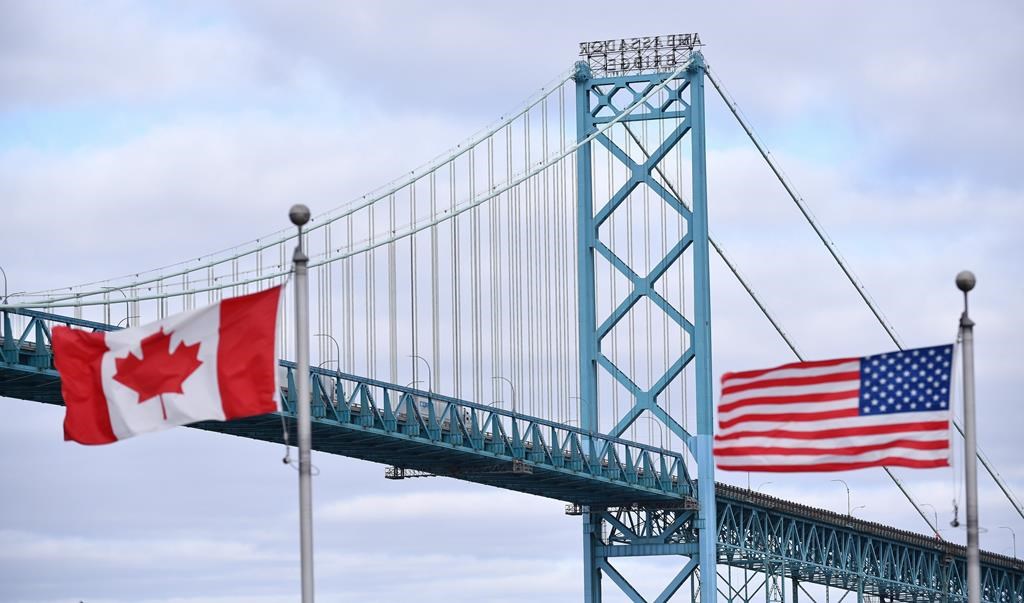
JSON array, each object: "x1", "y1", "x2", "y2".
[
  {"x1": 625, "y1": 129, "x2": 637, "y2": 442},
  {"x1": 488, "y1": 136, "x2": 500, "y2": 404},
  {"x1": 643, "y1": 120, "x2": 654, "y2": 445},
  {"x1": 553, "y1": 91, "x2": 567, "y2": 422},
  {"x1": 367, "y1": 205, "x2": 376, "y2": 378},
  {"x1": 410, "y1": 183, "x2": 419, "y2": 383},
  {"x1": 509, "y1": 125, "x2": 522, "y2": 410},
  {"x1": 470, "y1": 148, "x2": 482, "y2": 403},
  {"x1": 430, "y1": 172, "x2": 440, "y2": 392},
  {"x1": 659, "y1": 114, "x2": 671, "y2": 451},
  {"x1": 523, "y1": 112, "x2": 535, "y2": 414},
  {"x1": 346, "y1": 216, "x2": 354, "y2": 372},
  {"x1": 564, "y1": 84, "x2": 578, "y2": 418},
  {"x1": 542, "y1": 99, "x2": 554, "y2": 420},
  {"x1": 608, "y1": 125, "x2": 618, "y2": 432},
  {"x1": 450, "y1": 162, "x2": 461, "y2": 398},
  {"x1": 553, "y1": 85, "x2": 566, "y2": 421},
  {"x1": 389, "y1": 193, "x2": 398, "y2": 384},
  {"x1": 409, "y1": 182, "x2": 417, "y2": 380}
]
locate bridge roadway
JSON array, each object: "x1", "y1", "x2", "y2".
[{"x1": 2, "y1": 308, "x2": 1023, "y2": 601}]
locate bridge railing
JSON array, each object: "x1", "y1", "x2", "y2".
[
  {"x1": 1, "y1": 308, "x2": 118, "y2": 368},
  {"x1": 0, "y1": 308, "x2": 693, "y2": 500},
  {"x1": 279, "y1": 361, "x2": 692, "y2": 498}
]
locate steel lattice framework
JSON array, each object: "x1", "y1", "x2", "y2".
[{"x1": 574, "y1": 51, "x2": 716, "y2": 601}]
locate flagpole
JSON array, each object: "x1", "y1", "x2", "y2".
[
  {"x1": 957, "y1": 269, "x2": 979, "y2": 603},
  {"x1": 290, "y1": 204, "x2": 315, "y2": 603}
]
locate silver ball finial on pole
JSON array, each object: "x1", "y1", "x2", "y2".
[
  {"x1": 956, "y1": 270, "x2": 976, "y2": 293},
  {"x1": 290, "y1": 204, "x2": 311, "y2": 227}
]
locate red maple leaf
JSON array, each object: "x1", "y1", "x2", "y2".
[{"x1": 113, "y1": 328, "x2": 203, "y2": 420}]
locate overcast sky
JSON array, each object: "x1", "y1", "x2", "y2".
[{"x1": 2, "y1": 2, "x2": 1023, "y2": 602}]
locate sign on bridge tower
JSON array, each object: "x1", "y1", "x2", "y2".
[{"x1": 574, "y1": 34, "x2": 716, "y2": 602}]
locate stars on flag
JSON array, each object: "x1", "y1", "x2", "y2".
[{"x1": 859, "y1": 345, "x2": 953, "y2": 415}]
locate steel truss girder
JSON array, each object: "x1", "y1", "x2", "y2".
[
  {"x1": 710, "y1": 484, "x2": 1024, "y2": 602},
  {"x1": 575, "y1": 51, "x2": 716, "y2": 602},
  {"x1": 0, "y1": 308, "x2": 694, "y2": 506},
  {"x1": 585, "y1": 489, "x2": 1023, "y2": 602}
]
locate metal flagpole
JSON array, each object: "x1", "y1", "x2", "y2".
[
  {"x1": 957, "y1": 269, "x2": 979, "y2": 603},
  {"x1": 290, "y1": 204, "x2": 315, "y2": 602}
]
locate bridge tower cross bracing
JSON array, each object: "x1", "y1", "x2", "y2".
[{"x1": 575, "y1": 47, "x2": 716, "y2": 602}]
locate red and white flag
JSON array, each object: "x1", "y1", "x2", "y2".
[
  {"x1": 53, "y1": 286, "x2": 283, "y2": 445},
  {"x1": 714, "y1": 345, "x2": 954, "y2": 472}
]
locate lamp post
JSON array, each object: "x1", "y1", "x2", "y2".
[
  {"x1": 102, "y1": 286, "x2": 130, "y2": 327},
  {"x1": 851, "y1": 505, "x2": 867, "y2": 517},
  {"x1": 1000, "y1": 526, "x2": 1017, "y2": 558},
  {"x1": 634, "y1": 415, "x2": 666, "y2": 449},
  {"x1": 920, "y1": 503, "x2": 939, "y2": 529},
  {"x1": 492, "y1": 376, "x2": 517, "y2": 415},
  {"x1": 756, "y1": 481, "x2": 773, "y2": 494},
  {"x1": 831, "y1": 479, "x2": 852, "y2": 515},
  {"x1": 314, "y1": 333, "x2": 342, "y2": 373},
  {"x1": 0, "y1": 264, "x2": 7, "y2": 303},
  {"x1": 410, "y1": 354, "x2": 432, "y2": 393},
  {"x1": 115, "y1": 316, "x2": 140, "y2": 329}
]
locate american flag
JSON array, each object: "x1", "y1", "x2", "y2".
[{"x1": 714, "y1": 345, "x2": 954, "y2": 472}]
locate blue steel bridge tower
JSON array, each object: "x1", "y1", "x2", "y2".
[{"x1": 574, "y1": 36, "x2": 716, "y2": 602}]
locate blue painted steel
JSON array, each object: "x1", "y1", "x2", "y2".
[
  {"x1": 2, "y1": 308, "x2": 1023, "y2": 600},
  {"x1": 574, "y1": 51, "x2": 717, "y2": 601},
  {"x1": 712, "y1": 484, "x2": 1024, "y2": 602},
  {"x1": 687, "y1": 52, "x2": 718, "y2": 603},
  {"x1": 574, "y1": 60, "x2": 600, "y2": 440}
]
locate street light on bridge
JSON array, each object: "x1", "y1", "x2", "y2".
[
  {"x1": 831, "y1": 479, "x2": 852, "y2": 516},
  {"x1": 410, "y1": 354, "x2": 432, "y2": 393},
  {"x1": 920, "y1": 503, "x2": 939, "y2": 529},
  {"x1": 314, "y1": 333, "x2": 342, "y2": 373},
  {"x1": 492, "y1": 376, "x2": 517, "y2": 415},
  {"x1": 101, "y1": 286, "x2": 130, "y2": 327},
  {"x1": 1000, "y1": 526, "x2": 1017, "y2": 559}
]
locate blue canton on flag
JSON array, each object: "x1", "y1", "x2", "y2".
[{"x1": 859, "y1": 345, "x2": 953, "y2": 416}]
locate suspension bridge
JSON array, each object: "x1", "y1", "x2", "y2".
[{"x1": 2, "y1": 35, "x2": 1022, "y2": 602}]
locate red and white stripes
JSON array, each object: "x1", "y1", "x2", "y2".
[{"x1": 714, "y1": 357, "x2": 950, "y2": 472}]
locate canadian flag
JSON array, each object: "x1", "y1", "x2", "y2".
[{"x1": 53, "y1": 286, "x2": 283, "y2": 444}]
